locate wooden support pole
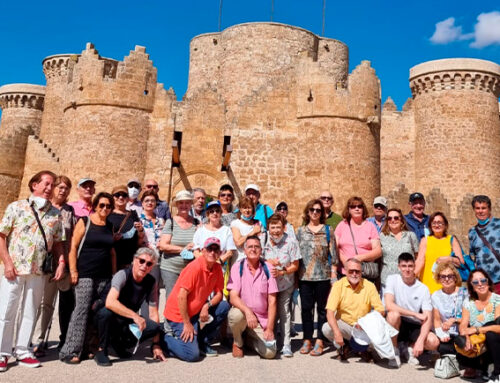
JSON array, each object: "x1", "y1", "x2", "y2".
[
  {"x1": 172, "y1": 140, "x2": 180, "y2": 167},
  {"x1": 221, "y1": 144, "x2": 232, "y2": 171}
]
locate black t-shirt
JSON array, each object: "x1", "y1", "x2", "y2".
[
  {"x1": 111, "y1": 268, "x2": 157, "y2": 313},
  {"x1": 107, "y1": 211, "x2": 140, "y2": 269},
  {"x1": 77, "y1": 217, "x2": 114, "y2": 279}
]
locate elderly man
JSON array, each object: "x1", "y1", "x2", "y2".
[
  {"x1": 68, "y1": 177, "x2": 96, "y2": 219},
  {"x1": 227, "y1": 235, "x2": 278, "y2": 359},
  {"x1": 126, "y1": 178, "x2": 142, "y2": 215},
  {"x1": 143, "y1": 179, "x2": 171, "y2": 221},
  {"x1": 367, "y1": 196, "x2": 387, "y2": 233},
  {"x1": 385, "y1": 252, "x2": 439, "y2": 366},
  {"x1": 322, "y1": 258, "x2": 385, "y2": 362},
  {"x1": 245, "y1": 184, "x2": 273, "y2": 230},
  {"x1": 319, "y1": 191, "x2": 342, "y2": 230},
  {"x1": 468, "y1": 195, "x2": 500, "y2": 293},
  {"x1": 190, "y1": 187, "x2": 206, "y2": 222},
  {"x1": 94, "y1": 247, "x2": 166, "y2": 366},
  {"x1": 404, "y1": 192, "x2": 429, "y2": 241},
  {"x1": 0, "y1": 171, "x2": 65, "y2": 372},
  {"x1": 162, "y1": 237, "x2": 230, "y2": 362}
]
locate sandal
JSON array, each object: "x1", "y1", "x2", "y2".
[
  {"x1": 61, "y1": 355, "x2": 80, "y2": 365},
  {"x1": 463, "y1": 368, "x2": 476, "y2": 379},
  {"x1": 310, "y1": 342, "x2": 323, "y2": 356},
  {"x1": 299, "y1": 340, "x2": 312, "y2": 354}
]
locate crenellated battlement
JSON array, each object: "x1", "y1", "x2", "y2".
[{"x1": 0, "y1": 84, "x2": 45, "y2": 110}]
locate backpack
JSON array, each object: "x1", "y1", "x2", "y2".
[{"x1": 239, "y1": 258, "x2": 270, "y2": 279}]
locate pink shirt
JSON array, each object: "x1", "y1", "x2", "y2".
[
  {"x1": 227, "y1": 259, "x2": 279, "y2": 329},
  {"x1": 335, "y1": 220, "x2": 379, "y2": 272},
  {"x1": 68, "y1": 200, "x2": 93, "y2": 219}
]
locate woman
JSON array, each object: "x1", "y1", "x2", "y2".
[
  {"x1": 157, "y1": 190, "x2": 198, "y2": 299},
  {"x1": 263, "y1": 214, "x2": 301, "y2": 357},
  {"x1": 60, "y1": 192, "x2": 116, "y2": 364},
  {"x1": 379, "y1": 208, "x2": 419, "y2": 288},
  {"x1": 432, "y1": 264, "x2": 468, "y2": 356},
  {"x1": 108, "y1": 185, "x2": 145, "y2": 270},
  {"x1": 218, "y1": 184, "x2": 237, "y2": 227},
  {"x1": 33, "y1": 175, "x2": 76, "y2": 354},
  {"x1": 193, "y1": 201, "x2": 236, "y2": 264},
  {"x1": 459, "y1": 269, "x2": 500, "y2": 381},
  {"x1": 230, "y1": 197, "x2": 261, "y2": 262},
  {"x1": 415, "y1": 212, "x2": 463, "y2": 294},
  {"x1": 334, "y1": 196, "x2": 381, "y2": 281},
  {"x1": 275, "y1": 201, "x2": 296, "y2": 241},
  {"x1": 297, "y1": 199, "x2": 337, "y2": 356}
]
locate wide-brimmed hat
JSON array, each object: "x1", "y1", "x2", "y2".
[
  {"x1": 111, "y1": 185, "x2": 128, "y2": 195},
  {"x1": 174, "y1": 190, "x2": 193, "y2": 202}
]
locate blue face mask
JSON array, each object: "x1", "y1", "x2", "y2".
[
  {"x1": 241, "y1": 214, "x2": 253, "y2": 222},
  {"x1": 478, "y1": 217, "x2": 490, "y2": 225}
]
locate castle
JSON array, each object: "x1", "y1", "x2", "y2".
[{"x1": 1, "y1": 22, "x2": 499, "y2": 243}]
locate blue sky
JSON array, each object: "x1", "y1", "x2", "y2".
[{"x1": 1, "y1": 1, "x2": 499, "y2": 110}]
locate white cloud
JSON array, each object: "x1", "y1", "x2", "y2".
[
  {"x1": 429, "y1": 11, "x2": 500, "y2": 48},
  {"x1": 470, "y1": 11, "x2": 500, "y2": 48}
]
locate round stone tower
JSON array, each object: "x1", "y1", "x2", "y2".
[
  {"x1": 410, "y1": 58, "x2": 500, "y2": 215},
  {"x1": 0, "y1": 84, "x2": 45, "y2": 212}
]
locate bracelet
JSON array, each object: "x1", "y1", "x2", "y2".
[
  {"x1": 476, "y1": 327, "x2": 480, "y2": 335},
  {"x1": 58, "y1": 260, "x2": 66, "y2": 264}
]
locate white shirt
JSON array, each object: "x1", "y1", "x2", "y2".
[{"x1": 193, "y1": 225, "x2": 236, "y2": 252}]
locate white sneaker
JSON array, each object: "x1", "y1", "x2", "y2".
[
  {"x1": 407, "y1": 347, "x2": 420, "y2": 366},
  {"x1": 487, "y1": 375, "x2": 500, "y2": 383}
]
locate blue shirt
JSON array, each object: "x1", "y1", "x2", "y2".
[
  {"x1": 469, "y1": 217, "x2": 500, "y2": 283},
  {"x1": 404, "y1": 213, "x2": 429, "y2": 241},
  {"x1": 155, "y1": 200, "x2": 171, "y2": 221},
  {"x1": 367, "y1": 216, "x2": 385, "y2": 233},
  {"x1": 254, "y1": 203, "x2": 273, "y2": 230}
]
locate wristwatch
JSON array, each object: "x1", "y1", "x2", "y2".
[{"x1": 207, "y1": 300, "x2": 213, "y2": 308}]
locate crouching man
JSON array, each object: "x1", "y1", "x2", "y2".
[
  {"x1": 94, "y1": 247, "x2": 166, "y2": 366},
  {"x1": 227, "y1": 236, "x2": 279, "y2": 359},
  {"x1": 162, "y1": 237, "x2": 230, "y2": 362}
]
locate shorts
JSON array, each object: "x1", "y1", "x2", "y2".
[{"x1": 397, "y1": 318, "x2": 421, "y2": 344}]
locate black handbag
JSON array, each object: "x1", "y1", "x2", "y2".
[
  {"x1": 29, "y1": 201, "x2": 54, "y2": 274},
  {"x1": 348, "y1": 221, "x2": 379, "y2": 279}
]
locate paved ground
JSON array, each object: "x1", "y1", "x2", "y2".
[{"x1": 0, "y1": 266, "x2": 477, "y2": 383}]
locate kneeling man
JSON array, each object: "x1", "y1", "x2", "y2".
[
  {"x1": 95, "y1": 247, "x2": 166, "y2": 366},
  {"x1": 162, "y1": 237, "x2": 230, "y2": 362}
]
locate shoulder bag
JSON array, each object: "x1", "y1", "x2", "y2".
[
  {"x1": 29, "y1": 202, "x2": 54, "y2": 275},
  {"x1": 348, "y1": 221, "x2": 379, "y2": 279},
  {"x1": 450, "y1": 235, "x2": 475, "y2": 281},
  {"x1": 475, "y1": 225, "x2": 500, "y2": 264}
]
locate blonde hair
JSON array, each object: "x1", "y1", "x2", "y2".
[{"x1": 433, "y1": 263, "x2": 462, "y2": 286}]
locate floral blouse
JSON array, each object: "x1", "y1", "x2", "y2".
[
  {"x1": 297, "y1": 225, "x2": 337, "y2": 281},
  {"x1": 464, "y1": 293, "x2": 500, "y2": 327},
  {"x1": 140, "y1": 213, "x2": 165, "y2": 255}
]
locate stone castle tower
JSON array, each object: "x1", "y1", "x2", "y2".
[{"x1": 1, "y1": 22, "x2": 499, "y2": 235}]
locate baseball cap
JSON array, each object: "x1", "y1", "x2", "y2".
[
  {"x1": 127, "y1": 178, "x2": 142, "y2": 187},
  {"x1": 275, "y1": 201, "x2": 288, "y2": 210},
  {"x1": 77, "y1": 178, "x2": 96, "y2": 187},
  {"x1": 373, "y1": 196, "x2": 387, "y2": 207},
  {"x1": 206, "y1": 201, "x2": 221, "y2": 210},
  {"x1": 203, "y1": 237, "x2": 221, "y2": 249},
  {"x1": 409, "y1": 192, "x2": 425, "y2": 203},
  {"x1": 245, "y1": 184, "x2": 260, "y2": 193}
]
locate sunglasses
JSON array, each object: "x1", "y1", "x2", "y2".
[
  {"x1": 387, "y1": 216, "x2": 401, "y2": 221},
  {"x1": 349, "y1": 204, "x2": 363, "y2": 209},
  {"x1": 137, "y1": 258, "x2": 154, "y2": 267},
  {"x1": 145, "y1": 185, "x2": 159, "y2": 189},
  {"x1": 277, "y1": 207, "x2": 288, "y2": 212},
  {"x1": 113, "y1": 193, "x2": 128, "y2": 199},
  {"x1": 471, "y1": 278, "x2": 488, "y2": 286},
  {"x1": 439, "y1": 274, "x2": 456, "y2": 281},
  {"x1": 320, "y1": 196, "x2": 333, "y2": 201},
  {"x1": 309, "y1": 208, "x2": 321, "y2": 214},
  {"x1": 219, "y1": 193, "x2": 233, "y2": 198},
  {"x1": 347, "y1": 269, "x2": 362, "y2": 275},
  {"x1": 374, "y1": 204, "x2": 385, "y2": 209},
  {"x1": 98, "y1": 203, "x2": 112, "y2": 210}
]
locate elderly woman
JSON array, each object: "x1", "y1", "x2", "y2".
[
  {"x1": 297, "y1": 199, "x2": 337, "y2": 356},
  {"x1": 416, "y1": 212, "x2": 464, "y2": 294},
  {"x1": 458, "y1": 269, "x2": 500, "y2": 381},
  {"x1": 263, "y1": 213, "x2": 301, "y2": 358},
  {"x1": 108, "y1": 185, "x2": 145, "y2": 270},
  {"x1": 379, "y1": 208, "x2": 419, "y2": 288},
  {"x1": 217, "y1": 184, "x2": 237, "y2": 227},
  {"x1": 33, "y1": 175, "x2": 76, "y2": 354},
  {"x1": 60, "y1": 192, "x2": 116, "y2": 364},
  {"x1": 157, "y1": 190, "x2": 198, "y2": 299},
  {"x1": 230, "y1": 197, "x2": 262, "y2": 262},
  {"x1": 275, "y1": 201, "x2": 296, "y2": 241},
  {"x1": 334, "y1": 196, "x2": 381, "y2": 282}
]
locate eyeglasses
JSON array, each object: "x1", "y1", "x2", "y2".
[
  {"x1": 320, "y1": 196, "x2": 333, "y2": 201},
  {"x1": 98, "y1": 203, "x2": 112, "y2": 210},
  {"x1": 349, "y1": 204, "x2": 363, "y2": 210},
  {"x1": 145, "y1": 184, "x2": 159, "y2": 189},
  {"x1": 387, "y1": 216, "x2": 401, "y2": 221},
  {"x1": 137, "y1": 258, "x2": 154, "y2": 267},
  {"x1": 113, "y1": 193, "x2": 127, "y2": 199},
  {"x1": 219, "y1": 193, "x2": 233, "y2": 198},
  {"x1": 347, "y1": 269, "x2": 362, "y2": 275},
  {"x1": 431, "y1": 221, "x2": 445, "y2": 227},
  {"x1": 374, "y1": 204, "x2": 385, "y2": 209},
  {"x1": 309, "y1": 208, "x2": 321, "y2": 214},
  {"x1": 471, "y1": 278, "x2": 488, "y2": 286},
  {"x1": 277, "y1": 207, "x2": 288, "y2": 212},
  {"x1": 246, "y1": 245, "x2": 261, "y2": 250},
  {"x1": 143, "y1": 198, "x2": 156, "y2": 204},
  {"x1": 439, "y1": 274, "x2": 456, "y2": 281}
]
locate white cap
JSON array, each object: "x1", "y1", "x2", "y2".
[
  {"x1": 373, "y1": 196, "x2": 387, "y2": 207},
  {"x1": 245, "y1": 184, "x2": 260, "y2": 193}
]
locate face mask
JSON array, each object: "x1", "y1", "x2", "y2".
[
  {"x1": 128, "y1": 187, "x2": 140, "y2": 200},
  {"x1": 270, "y1": 234, "x2": 284, "y2": 244},
  {"x1": 478, "y1": 217, "x2": 490, "y2": 225},
  {"x1": 32, "y1": 196, "x2": 47, "y2": 209},
  {"x1": 241, "y1": 214, "x2": 253, "y2": 222}
]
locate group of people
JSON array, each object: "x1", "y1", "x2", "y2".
[{"x1": 1, "y1": 171, "x2": 500, "y2": 382}]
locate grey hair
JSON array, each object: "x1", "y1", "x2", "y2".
[
  {"x1": 346, "y1": 258, "x2": 362, "y2": 267},
  {"x1": 192, "y1": 187, "x2": 206, "y2": 196},
  {"x1": 134, "y1": 247, "x2": 159, "y2": 263}
]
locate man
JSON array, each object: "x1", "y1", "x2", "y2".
[
  {"x1": 0, "y1": 170, "x2": 65, "y2": 372},
  {"x1": 404, "y1": 192, "x2": 429, "y2": 241},
  {"x1": 322, "y1": 258, "x2": 386, "y2": 362},
  {"x1": 319, "y1": 191, "x2": 342, "y2": 230},
  {"x1": 227, "y1": 236, "x2": 278, "y2": 359},
  {"x1": 162, "y1": 237, "x2": 230, "y2": 362},
  {"x1": 468, "y1": 195, "x2": 500, "y2": 293},
  {"x1": 68, "y1": 177, "x2": 96, "y2": 219},
  {"x1": 367, "y1": 196, "x2": 387, "y2": 233},
  {"x1": 126, "y1": 178, "x2": 142, "y2": 215},
  {"x1": 245, "y1": 184, "x2": 273, "y2": 230},
  {"x1": 385, "y1": 252, "x2": 439, "y2": 366},
  {"x1": 94, "y1": 247, "x2": 166, "y2": 366},
  {"x1": 190, "y1": 187, "x2": 206, "y2": 222},
  {"x1": 143, "y1": 179, "x2": 171, "y2": 221}
]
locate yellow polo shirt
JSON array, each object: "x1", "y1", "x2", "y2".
[{"x1": 326, "y1": 277, "x2": 384, "y2": 326}]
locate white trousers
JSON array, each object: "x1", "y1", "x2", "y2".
[{"x1": 0, "y1": 274, "x2": 45, "y2": 358}]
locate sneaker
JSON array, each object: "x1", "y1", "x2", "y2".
[
  {"x1": 94, "y1": 350, "x2": 111, "y2": 367},
  {"x1": 407, "y1": 347, "x2": 420, "y2": 366},
  {"x1": 282, "y1": 345, "x2": 293, "y2": 358},
  {"x1": 487, "y1": 375, "x2": 500, "y2": 383},
  {"x1": 17, "y1": 356, "x2": 41, "y2": 368},
  {"x1": 388, "y1": 349, "x2": 401, "y2": 368},
  {"x1": 200, "y1": 345, "x2": 218, "y2": 357},
  {"x1": 232, "y1": 343, "x2": 244, "y2": 358},
  {"x1": 0, "y1": 356, "x2": 8, "y2": 372}
]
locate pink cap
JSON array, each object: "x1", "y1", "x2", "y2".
[{"x1": 204, "y1": 237, "x2": 221, "y2": 249}]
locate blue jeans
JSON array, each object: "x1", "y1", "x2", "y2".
[{"x1": 162, "y1": 301, "x2": 230, "y2": 362}]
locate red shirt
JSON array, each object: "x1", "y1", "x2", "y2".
[{"x1": 164, "y1": 256, "x2": 224, "y2": 322}]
